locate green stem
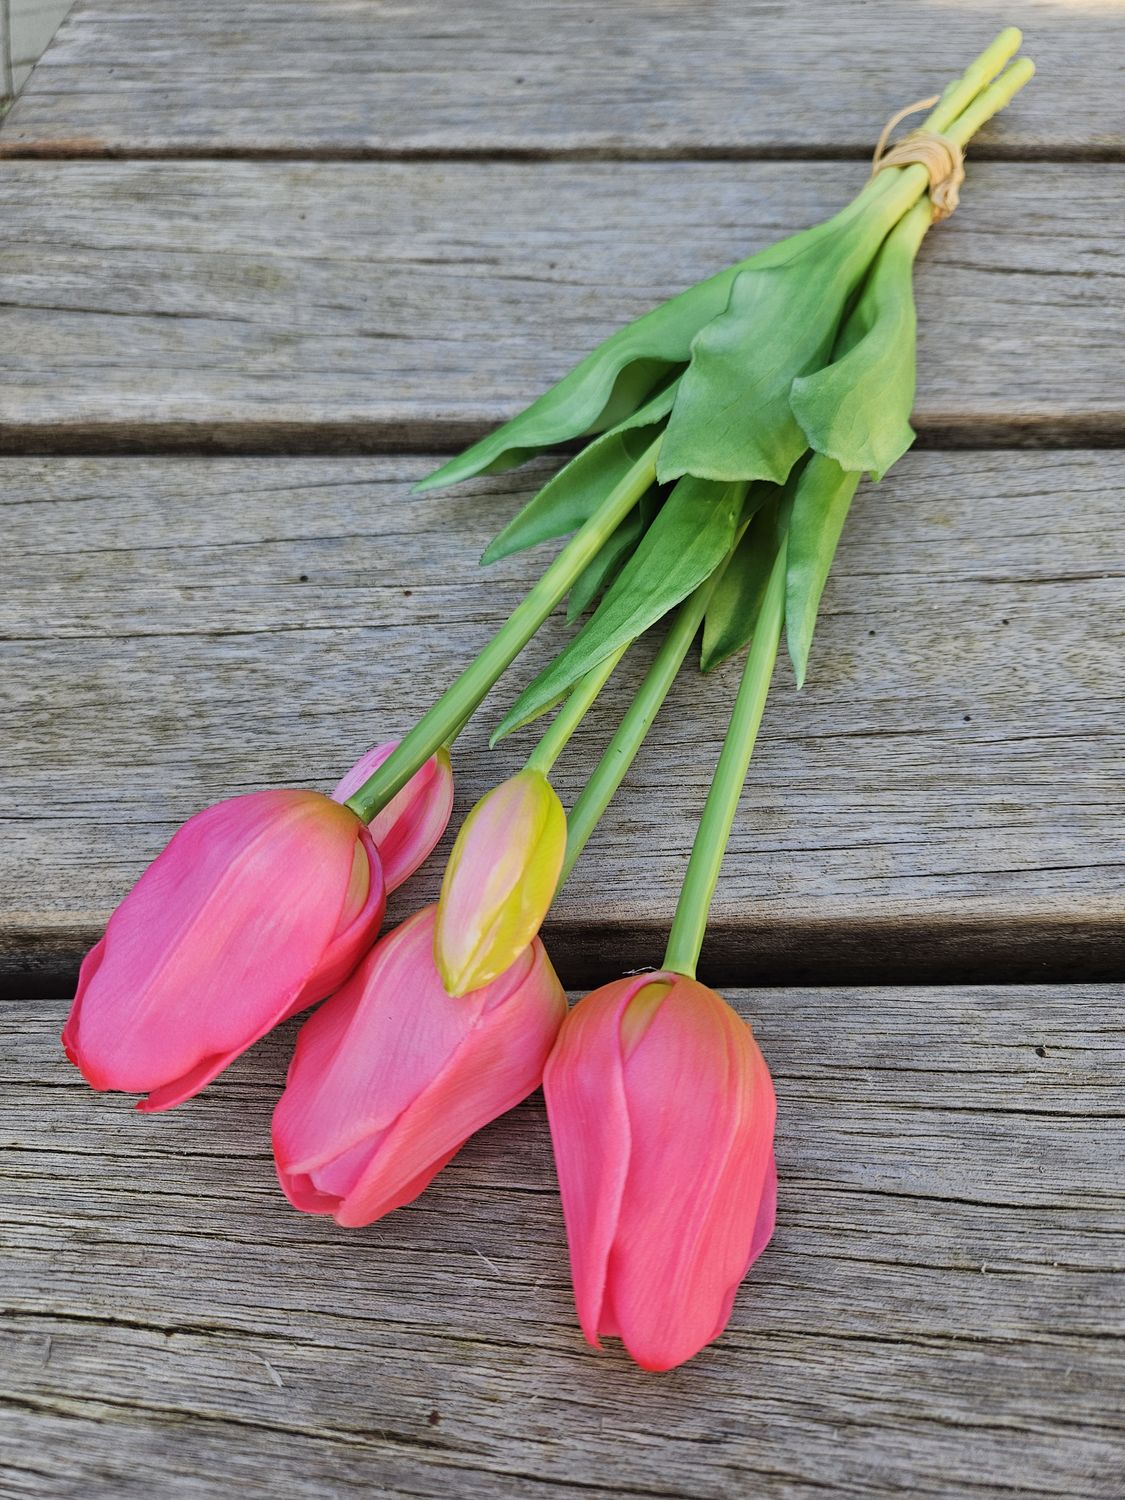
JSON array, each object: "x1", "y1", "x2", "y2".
[
  {"x1": 945, "y1": 57, "x2": 1036, "y2": 149},
  {"x1": 923, "y1": 27, "x2": 1023, "y2": 134},
  {"x1": 559, "y1": 563, "x2": 728, "y2": 886},
  {"x1": 345, "y1": 435, "x2": 661, "y2": 821},
  {"x1": 662, "y1": 538, "x2": 787, "y2": 979},
  {"x1": 525, "y1": 644, "x2": 628, "y2": 777}
]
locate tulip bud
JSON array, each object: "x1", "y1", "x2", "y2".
[
  {"x1": 544, "y1": 971, "x2": 777, "y2": 1372},
  {"x1": 435, "y1": 769, "x2": 566, "y2": 996},
  {"x1": 63, "y1": 790, "x2": 386, "y2": 1112},
  {"x1": 331, "y1": 741, "x2": 454, "y2": 892},
  {"x1": 273, "y1": 904, "x2": 566, "y2": 1226}
]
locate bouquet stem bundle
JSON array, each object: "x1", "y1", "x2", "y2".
[{"x1": 62, "y1": 31, "x2": 1034, "y2": 1373}]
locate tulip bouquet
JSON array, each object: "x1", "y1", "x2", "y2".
[{"x1": 63, "y1": 31, "x2": 1033, "y2": 1372}]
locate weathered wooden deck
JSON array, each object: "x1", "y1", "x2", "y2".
[{"x1": 1, "y1": 5, "x2": 1122, "y2": 1496}]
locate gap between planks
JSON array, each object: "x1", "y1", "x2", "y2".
[
  {"x1": 5, "y1": 421, "x2": 1125, "y2": 460},
  {"x1": 5, "y1": 143, "x2": 1125, "y2": 165},
  {"x1": 5, "y1": 911, "x2": 1125, "y2": 1004}
]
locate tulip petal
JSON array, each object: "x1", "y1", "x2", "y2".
[
  {"x1": 544, "y1": 975, "x2": 653, "y2": 1348},
  {"x1": 338, "y1": 948, "x2": 562, "y2": 1228},
  {"x1": 297, "y1": 826, "x2": 386, "y2": 1004},
  {"x1": 284, "y1": 1144, "x2": 462, "y2": 1223},
  {"x1": 749, "y1": 1152, "x2": 778, "y2": 1269},
  {"x1": 273, "y1": 906, "x2": 566, "y2": 1227},
  {"x1": 698, "y1": 1150, "x2": 779, "y2": 1356},
  {"x1": 138, "y1": 1050, "x2": 248, "y2": 1114},
  {"x1": 277, "y1": 908, "x2": 494, "y2": 1175},
  {"x1": 61, "y1": 938, "x2": 107, "y2": 1083},
  {"x1": 135, "y1": 837, "x2": 383, "y2": 1115},
  {"x1": 332, "y1": 742, "x2": 454, "y2": 892},
  {"x1": 609, "y1": 981, "x2": 776, "y2": 1372},
  {"x1": 330, "y1": 742, "x2": 398, "y2": 805}
]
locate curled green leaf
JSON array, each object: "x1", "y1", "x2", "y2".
[
  {"x1": 659, "y1": 195, "x2": 901, "y2": 487},
  {"x1": 415, "y1": 218, "x2": 841, "y2": 495},
  {"x1": 415, "y1": 273, "x2": 737, "y2": 496},
  {"x1": 790, "y1": 200, "x2": 930, "y2": 479}
]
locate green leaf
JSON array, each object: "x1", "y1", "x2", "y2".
[
  {"x1": 565, "y1": 487, "x2": 663, "y2": 622},
  {"x1": 414, "y1": 273, "x2": 739, "y2": 496},
  {"x1": 785, "y1": 453, "x2": 862, "y2": 688},
  {"x1": 480, "y1": 383, "x2": 675, "y2": 565},
  {"x1": 790, "y1": 200, "x2": 930, "y2": 480},
  {"x1": 566, "y1": 510, "x2": 643, "y2": 622},
  {"x1": 659, "y1": 210, "x2": 893, "y2": 487},
  {"x1": 493, "y1": 474, "x2": 746, "y2": 741},
  {"x1": 700, "y1": 494, "x2": 785, "y2": 673},
  {"x1": 414, "y1": 216, "x2": 843, "y2": 495}
]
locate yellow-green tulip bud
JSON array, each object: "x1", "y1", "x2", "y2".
[{"x1": 435, "y1": 770, "x2": 567, "y2": 996}]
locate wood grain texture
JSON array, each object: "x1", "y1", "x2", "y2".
[
  {"x1": 0, "y1": 0, "x2": 1117, "y2": 159},
  {"x1": 1, "y1": 986, "x2": 1122, "y2": 1499},
  {"x1": 2, "y1": 450, "x2": 1122, "y2": 987},
  {"x1": 0, "y1": 159, "x2": 1123, "y2": 452}
]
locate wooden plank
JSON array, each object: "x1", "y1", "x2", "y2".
[
  {"x1": 0, "y1": 0, "x2": 1118, "y2": 159},
  {"x1": 1, "y1": 985, "x2": 1121, "y2": 1498},
  {"x1": 1, "y1": 160, "x2": 1123, "y2": 451},
  {"x1": 2, "y1": 450, "x2": 1122, "y2": 988}
]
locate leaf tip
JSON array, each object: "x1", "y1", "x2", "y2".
[
  {"x1": 699, "y1": 630, "x2": 725, "y2": 674},
  {"x1": 414, "y1": 451, "x2": 485, "y2": 494},
  {"x1": 788, "y1": 637, "x2": 809, "y2": 691}
]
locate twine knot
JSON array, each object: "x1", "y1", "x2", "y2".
[{"x1": 871, "y1": 96, "x2": 965, "y2": 221}]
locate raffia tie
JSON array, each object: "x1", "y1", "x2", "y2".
[{"x1": 871, "y1": 96, "x2": 965, "y2": 221}]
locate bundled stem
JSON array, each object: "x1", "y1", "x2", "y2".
[
  {"x1": 923, "y1": 26, "x2": 1023, "y2": 133},
  {"x1": 852, "y1": 40, "x2": 1035, "y2": 257},
  {"x1": 944, "y1": 56, "x2": 1035, "y2": 148}
]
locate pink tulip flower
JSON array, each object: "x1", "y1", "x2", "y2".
[
  {"x1": 332, "y1": 741, "x2": 454, "y2": 892},
  {"x1": 63, "y1": 790, "x2": 387, "y2": 1112},
  {"x1": 273, "y1": 904, "x2": 566, "y2": 1227},
  {"x1": 435, "y1": 769, "x2": 567, "y2": 996},
  {"x1": 544, "y1": 971, "x2": 777, "y2": 1372},
  {"x1": 63, "y1": 743, "x2": 455, "y2": 1113}
]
